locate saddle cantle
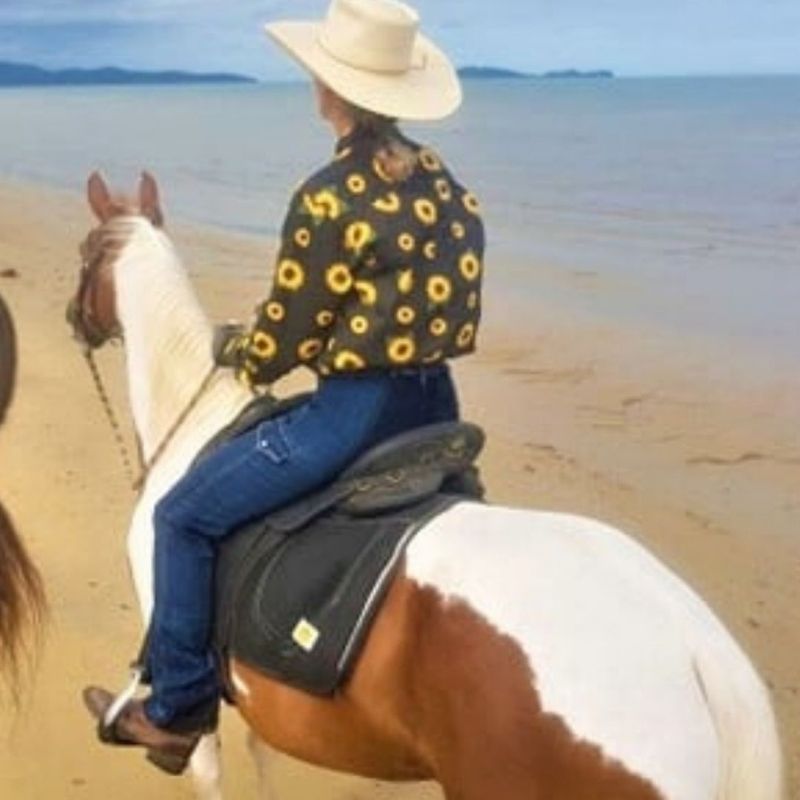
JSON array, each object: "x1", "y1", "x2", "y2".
[{"x1": 210, "y1": 398, "x2": 485, "y2": 697}]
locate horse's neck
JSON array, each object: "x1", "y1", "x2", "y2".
[{"x1": 114, "y1": 220, "x2": 250, "y2": 458}]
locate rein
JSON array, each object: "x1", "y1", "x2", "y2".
[
  {"x1": 82, "y1": 346, "x2": 142, "y2": 489},
  {"x1": 82, "y1": 347, "x2": 218, "y2": 493}
]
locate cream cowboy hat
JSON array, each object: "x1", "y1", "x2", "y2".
[{"x1": 264, "y1": 0, "x2": 462, "y2": 121}]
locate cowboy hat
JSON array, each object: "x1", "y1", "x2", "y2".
[{"x1": 264, "y1": 0, "x2": 462, "y2": 121}]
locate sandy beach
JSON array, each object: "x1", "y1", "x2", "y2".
[{"x1": 0, "y1": 179, "x2": 797, "y2": 798}]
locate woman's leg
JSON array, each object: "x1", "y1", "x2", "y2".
[{"x1": 145, "y1": 366, "x2": 461, "y2": 728}]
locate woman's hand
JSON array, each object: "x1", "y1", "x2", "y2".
[{"x1": 212, "y1": 323, "x2": 245, "y2": 367}]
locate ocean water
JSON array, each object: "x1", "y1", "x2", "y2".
[{"x1": 0, "y1": 77, "x2": 798, "y2": 361}]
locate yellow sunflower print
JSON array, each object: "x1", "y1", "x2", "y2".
[
  {"x1": 395, "y1": 305, "x2": 416, "y2": 325},
  {"x1": 423, "y1": 240, "x2": 438, "y2": 261},
  {"x1": 467, "y1": 290, "x2": 479, "y2": 311},
  {"x1": 423, "y1": 349, "x2": 444, "y2": 364},
  {"x1": 293, "y1": 227, "x2": 311, "y2": 248},
  {"x1": 462, "y1": 192, "x2": 481, "y2": 215},
  {"x1": 456, "y1": 322, "x2": 476, "y2": 349},
  {"x1": 429, "y1": 317, "x2": 448, "y2": 337},
  {"x1": 326, "y1": 263, "x2": 353, "y2": 295},
  {"x1": 435, "y1": 178, "x2": 452, "y2": 202},
  {"x1": 315, "y1": 309, "x2": 335, "y2": 327},
  {"x1": 397, "y1": 232, "x2": 416, "y2": 253},
  {"x1": 297, "y1": 338, "x2": 324, "y2": 361},
  {"x1": 419, "y1": 148, "x2": 442, "y2": 172},
  {"x1": 451, "y1": 221, "x2": 466, "y2": 240},
  {"x1": 345, "y1": 221, "x2": 375, "y2": 254},
  {"x1": 276, "y1": 259, "x2": 305, "y2": 291},
  {"x1": 349, "y1": 315, "x2": 370, "y2": 335},
  {"x1": 372, "y1": 156, "x2": 394, "y2": 183},
  {"x1": 346, "y1": 173, "x2": 367, "y2": 194},
  {"x1": 355, "y1": 280, "x2": 378, "y2": 306},
  {"x1": 303, "y1": 188, "x2": 345, "y2": 221},
  {"x1": 459, "y1": 251, "x2": 482, "y2": 282},
  {"x1": 372, "y1": 192, "x2": 401, "y2": 214},
  {"x1": 265, "y1": 301, "x2": 285, "y2": 322},
  {"x1": 413, "y1": 198, "x2": 438, "y2": 226},
  {"x1": 251, "y1": 331, "x2": 277, "y2": 361},
  {"x1": 427, "y1": 275, "x2": 453, "y2": 304},
  {"x1": 334, "y1": 350, "x2": 366, "y2": 371},
  {"x1": 397, "y1": 268, "x2": 414, "y2": 294},
  {"x1": 387, "y1": 335, "x2": 416, "y2": 364},
  {"x1": 334, "y1": 146, "x2": 353, "y2": 162}
]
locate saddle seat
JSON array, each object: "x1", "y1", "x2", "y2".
[{"x1": 207, "y1": 395, "x2": 486, "y2": 697}]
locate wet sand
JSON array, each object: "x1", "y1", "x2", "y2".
[{"x1": 0, "y1": 179, "x2": 797, "y2": 798}]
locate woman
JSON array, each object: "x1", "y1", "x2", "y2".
[{"x1": 84, "y1": 0, "x2": 484, "y2": 770}]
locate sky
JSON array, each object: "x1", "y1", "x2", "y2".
[{"x1": 1, "y1": 0, "x2": 799, "y2": 79}]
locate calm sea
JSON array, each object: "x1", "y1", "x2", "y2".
[{"x1": 1, "y1": 77, "x2": 798, "y2": 362}]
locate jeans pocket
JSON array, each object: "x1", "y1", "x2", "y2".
[{"x1": 255, "y1": 419, "x2": 292, "y2": 465}]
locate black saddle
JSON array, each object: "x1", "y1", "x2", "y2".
[{"x1": 211, "y1": 395, "x2": 485, "y2": 696}]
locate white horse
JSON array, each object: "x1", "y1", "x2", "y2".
[{"x1": 69, "y1": 171, "x2": 783, "y2": 800}]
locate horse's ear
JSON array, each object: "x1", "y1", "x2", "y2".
[
  {"x1": 87, "y1": 171, "x2": 113, "y2": 223},
  {"x1": 139, "y1": 171, "x2": 164, "y2": 228}
]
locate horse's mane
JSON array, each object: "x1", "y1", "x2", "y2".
[
  {"x1": 110, "y1": 216, "x2": 249, "y2": 460},
  {"x1": 0, "y1": 502, "x2": 45, "y2": 700},
  {"x1": 0, "y1": 294, "x2": 46, "y2": 700}
]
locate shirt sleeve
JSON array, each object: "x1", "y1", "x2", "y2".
[{"x1": 232, "y1": 184, "x2": 352, "y2": 387}]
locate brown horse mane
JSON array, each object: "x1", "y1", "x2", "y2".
[
  {"x1": 0, "y1": 293, "x2": 46, "y2": 700},
  {"x1": 0, "y1": 502, "x2": 46, "y2": 697}
]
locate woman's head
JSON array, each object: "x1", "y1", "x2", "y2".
[{"x1": 313, "y1": 78, "x2": 418, "y2": 182}]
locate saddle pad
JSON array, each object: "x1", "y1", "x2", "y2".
[{"x1": 214, "y1": 494, "x2": 457, "y2": 696}]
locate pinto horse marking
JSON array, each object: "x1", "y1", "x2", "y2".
[{"x1": 70, "y1": 172, "x2": 783, "y2": 800}]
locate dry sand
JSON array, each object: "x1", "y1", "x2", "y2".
[{"x1": 0, "y1": 180, "x2": 797, "y2": 798}]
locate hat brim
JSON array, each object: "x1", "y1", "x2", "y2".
[{"x1": 264, "y1": 20, "x2": 462, "y2": 121}]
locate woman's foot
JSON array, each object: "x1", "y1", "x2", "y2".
[{"x1": 82, "y1": 686, "x2": 215, "y2": 775}]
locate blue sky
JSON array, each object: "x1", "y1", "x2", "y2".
[{"x1": 1, "y1": 0, "x2": 799, "y2": 78}]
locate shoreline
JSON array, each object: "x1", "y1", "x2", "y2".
[{"x1": 0, "y1": 178, "x2": 797, "y2": 797}]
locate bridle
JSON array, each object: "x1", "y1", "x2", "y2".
[
  {"x1": 68, "y1": 219, "x2": 217, "y2": 493},
  {"x1": 68, "y1": 226, "x2": 123, "y2": 350}
]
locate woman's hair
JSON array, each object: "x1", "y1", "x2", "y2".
[{"x1": 348, "y1": 104, "x2": 419, "y2": 183}]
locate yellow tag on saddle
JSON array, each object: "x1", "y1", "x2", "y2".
[{"x1": 292, "y1": 618, "x2": 320, "y2": 652}]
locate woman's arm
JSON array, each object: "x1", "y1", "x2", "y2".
[{"x1": 227, "y1": 186, "x2": 351, "y2": 387}]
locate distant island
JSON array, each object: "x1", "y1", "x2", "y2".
[
  {"x1": 0, "y1": 61, "x2": 257, "y2": 88},
  {"x1": 458, "y1": 66, "x2": 614, "y2": 80}
]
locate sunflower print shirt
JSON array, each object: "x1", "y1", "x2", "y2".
[{"x1": 232, "y1": 125, "x2": 485, "y2": 387}]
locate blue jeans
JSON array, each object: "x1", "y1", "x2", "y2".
[{"x1": 144, "y1": 365, "x2": 458, "y2": 726}]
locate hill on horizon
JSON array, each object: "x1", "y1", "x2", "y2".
[
  {"x1": 458, "y1": 66, "x2": 615, "y2": 79},
  {"x1": 0, "y1": 61, "x2": 256, "y2": 87}
]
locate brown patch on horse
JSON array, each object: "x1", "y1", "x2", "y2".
[
  {"x1": 405, "y1": 585, "x2": 666, "y2": 800},
  {"x1": 231, "y1": 571, "x2": 664, "y2": 799},
  {"x1": 230, "y1": 573, "x2": 435, "y2": 781}
]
